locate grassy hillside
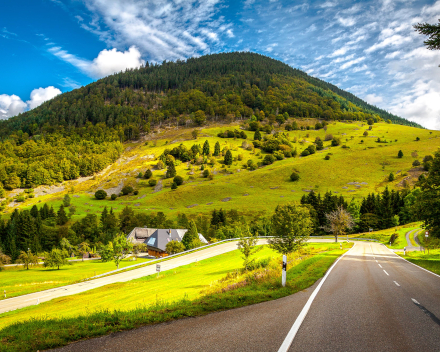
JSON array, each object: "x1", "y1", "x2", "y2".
[{"x1": 7, "y1": 120, "x2": 438, "y2": 220}]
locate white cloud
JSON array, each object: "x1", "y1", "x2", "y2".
[
  {"x1": 352, "y1": 64, "x2": 368, "y2": 72},
  {"x1": 365, "y1": 34, "x2": 411, "y2": 53},
  {"x1": 320, "y1": 1, "x2": 337, "y2": 8},
  {"x1": 49, "y1": 46, "x2": 145, "y2": 79},
  {"x1": 364, "y1": 93, "x2": 383, "y2": 105},
  {"x1": 226, "y1": 29, "x2": 234, "y2": 38},
  {"x1": 340, "y1": 57, "x2": 365, "y2": 70},
  {"x1": 27, "y1": 86, "x2": 62, "y2": 109},
  {"x1": 0, "y1": 87, "x2": 61, "y2": 120},
  {"x1": 80, "y1": 0, "x2": 228, "y2": 62},
  {"x1": 337, "y1": 17, "x2": 356, "y2": 27},
  {"x1": 0, "y1": 94, "x2": 27, "y2": 119}
]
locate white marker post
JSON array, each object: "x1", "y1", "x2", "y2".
[
  {"x1": 404, "y1": 247, "x2": 406, "y2": 256},
  {"x1": 282, "y1": 255, "x2": 287, "y2": 287},
  {"x1": 156, "y1": 264, "x2": 161, "y2": 278}
]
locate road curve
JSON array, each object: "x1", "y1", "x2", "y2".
[{"x1": 50, "y1": 242, "x2": 440, "y2": 352}]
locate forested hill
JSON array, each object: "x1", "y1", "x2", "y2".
[
  {"x1": 0, "y1": 52, "x2": 423, "y2": 192},
  {"x1": 2, "y1": 52, "x2": 420, "y2": 140}
]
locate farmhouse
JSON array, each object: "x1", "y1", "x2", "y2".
[{"x1": 127, "y1": 227, "x2": 208, "y2": 257}]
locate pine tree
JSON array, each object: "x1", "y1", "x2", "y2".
[
  {"x1": 254, "y1": 129, "x2": 262, "y2": 141},
  {"x1": 203, "y1": 140, "x2": 210, "y2": 155},
  {"x1": 30, "y1": 205, "x2": 39, "y2": 218},
  {"x1": 63, "y1": 194, "x2": 71, "y2": 207},
  {"x1": 100, "y1": 206, "x2": 108, "y2": 225},
  {"x1": 181, "y1": 220, "x2": 199, "y2": 250},
  {"x1": 214, "y1": 141, "x2": 221, "y2": 156},
  {"x1": 40, "y1": 203, "x2": 49, "y2": 220},
  {"x1": 398, "y1": 150, "x2": 404, "y2": 158},
  {"x1": 166, "y1": 162, "x2": 177, "y2": 178},
  {"x1": 57, "y1": 205, "x2": 68, "y2": 226},
  {"x1": 224, "y1": 150, "x2": 233, "y2": 165},
  {"x1": 48, "y1": 206, "x2": 56, "y2": 218}
]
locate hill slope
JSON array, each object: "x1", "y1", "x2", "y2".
[{"x1": 0, "y1": 52, "x2": 423, "y2": 193}]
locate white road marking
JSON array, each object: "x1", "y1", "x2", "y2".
[
  {"x1": 412, "y1": 298, "x2": 420, "y2": 305},
  {"x1": 376, "y1": 260, "x2": 378, "y2": 263},
  {"x1": 378, "y1": 264, "x2": 382, "y2": 268},
  {"x1": 277, "y1": 244, "x2": 357, "y2": 352},
  {"x1": 383, "y1": 270, "x2": 389, "y2": 276},
  {"x1": 394, "y1": 281, "x2": 400, "y2": 287}
]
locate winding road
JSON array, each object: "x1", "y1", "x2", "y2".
[{"x1": 51, "y1": 241, "x2": 440, "y2": 352}]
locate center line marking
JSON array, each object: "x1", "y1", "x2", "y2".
[
  {"x1": 412, "y1": 298, "x2": 420, "y2": 305},
  {"x1": 383, "y1": 270, "x2": 389, "y2": 276},
  {"x1": 394, "y1": 281, "x2": 400, "y2": 287},
  {"x1": 378, "y1": 264, "x2": 382, "y2": 268}
]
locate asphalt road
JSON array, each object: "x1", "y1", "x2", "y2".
[{"x1": 51, "y1": 241, "x2": 440, "y2": 352}]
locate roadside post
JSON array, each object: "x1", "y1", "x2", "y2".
[
  {"x1": 282, "y1": 255, "x2": 287, "y2": 287},
  {"x1": 156, "y1": 264, "x2": 161, "y2": 278},
  {"x1": 404, "y1": 247, "x2": 406, "y2": 256}
]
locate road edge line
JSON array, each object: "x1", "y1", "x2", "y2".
[
  {"x1": 382, "y1": 244, "x2": 440, "y2": 279},
  {"x1": 277, "y1": 243, "x2": 357, "y2": 352}
]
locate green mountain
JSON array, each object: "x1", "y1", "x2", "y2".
[{"x1": 0, "y1": 52, "x2": 422, "y2": 191}]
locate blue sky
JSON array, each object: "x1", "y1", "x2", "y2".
[{"x1": 1, "y1": 0, "x2": 440, "y2": 129}]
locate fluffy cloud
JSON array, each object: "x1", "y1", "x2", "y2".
[
  {"x1": 364, "y1": 93, "x2": 383, "y2": 105},
  {"x1": 80, "y1": 0, "x2": 229, "y2": 62},
  {"x1": 49, "y1": 46, "x2": 145, "y2": 79},
  {"x1": 0, "y1": 87, "x2": 61, "y2": 120}
]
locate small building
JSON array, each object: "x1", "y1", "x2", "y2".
[{"x1": 127, "y1": 227, "x2": 208, "y2": 257}]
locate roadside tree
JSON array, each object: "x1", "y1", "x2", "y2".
[
  {"x1": 237, "y1": 227, "x2": 262, "y2": 271},
  {"x1": 44, "y1": 248, "x2": 70, "y2": 270},
  {"x1": 166, "y1": 240, "x2": 185, "y2": 255},
  {"x1": 269, "y1": 203, "x2": 313, "y2": 255},
  {"x1": 16, "y1": 249, "x2": 39, "y2": 270},
  {"x1": 323, "y1": 206, "x2": 355, "y2": 242}
]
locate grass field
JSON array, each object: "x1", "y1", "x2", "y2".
[
  {"x1": 0, "y1": 257, "x2": 151, "y2": 300},
  {"x1": 0, "y1": 243, "x2": 348, "y2": 331},
  {"x1": 0, "y1": 242, "x2": 351, "y2": 351},
  {"x1": 400, "y1": 249, "x2": 440, "y2": 276},
  {"x1": 5, "y1": 121, "x2": 440, "y2": 220}
]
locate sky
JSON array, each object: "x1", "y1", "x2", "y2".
[{"x1": 1, "y1": 0, "x2": 440, "y2": 129}]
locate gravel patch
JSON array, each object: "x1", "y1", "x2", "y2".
[
  {"x1": 186, "y1": 204, "x2": 198, "y2": 208},
  {"x1": 134, "y1": 203, "x2": 141, "y2": 206},
  {"x1": 222, "y1": 197, "x2": 232, "y2": 202}
]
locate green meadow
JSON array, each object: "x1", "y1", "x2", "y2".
[
  {"x1": 0, "y1": 243, "x2": 347, "y2": 330},
  {"x1": 0, "y1": 257, "x2": 151, "y2": 299},
  {"x1": 6, "y1": 120, "x2": 440, "y2": 220}
]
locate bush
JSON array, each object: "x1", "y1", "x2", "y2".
[
  {"x1": 389, "y1": 233, "x2": 398, "y2": 245},
  {"x1": 203, "y1": 169, "x2": 210, "y2": 178},
  {"x1": 263, "y1": 154, "x2": 276, "y2": 165},
  {"x1": 331, "y1": 137, "x2": 341, "y2": 146},
  {"x1": 137, "y1": 172, "x2": 143, "y2": 178},
  {"x1": 122, "y1": 186, "x2": 134, "y2": 195},
  {"x1": 388, "y1": 172, "x2": 395, "y2": 182},
  {"x1": 284, "y1": 151, "x2": 292, "y2": 158},
  {"x1": 412, "y1": 160, "x2": 421, "y2": 167},
  {"x1": 171, "y1": 182, "x2": 178, "y2": 190},
  {"x1": 95, "y1": 190, "x2": 107, "y2": 200},
  {"x1": 301, "y1": 149, "x2": 310, "y2": 157},
  {"x1": 274, "y1": 151, "x2": 284, "y2": 160},
  {"x1": 173, "y1": 175, "x2": 184, "y2": 185},
  {"x1": 324, "y1": 155, "x2": 330, "y2": 160},
  {"x1": 144, "y1": 169, "x2": 153, "y2": 179},
  {"x1": 397, "y1": 150, "x2": 404, "y2": 158},
  {"x1": 111, "y1": 194, "x2": 117, "y2": 200},
  {"x1": 290, "y1": 172, "x2": 300, "y2": 181},
  {"x1": 149, "y1": 179, "x2": 157, "y2": 187},
  {"x1": 324, "y1": 134, "x2": 333, "y2": 141},
  {"x1": 156, "y1": 161, "x2": 165, "y2": 170},
  {"x1": 133, "y1": 190, "x2": 139, "y2": 195},
  {"x1": 363, "y1": 131, "x2": 368, "y2": 137}
]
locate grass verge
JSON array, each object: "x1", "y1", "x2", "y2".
[
  {"x1": 0, "y1": 243, "x2": 351, "y2": 351},
  {"x1": 399, "y1": 249, "x2": 440, "y2": 276}
]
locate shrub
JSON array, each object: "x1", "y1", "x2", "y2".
[
  {"x1": 331, "y1": 137, "x2": 341, "y2": 146},
  {"x1": 397, "y1": 150, "x2": 404, "y2": 158},
  {"x1": 284, "y1": 151, "x2": 292, "y2": 158},
  {"x1": 263, "y1": 154, "x2": 276, "y2": 165},
  {"x1": 324, "y1": 134, "x2": 333, "y2": 141},
  {"x1": 119, "y1": 192, "x2": 123, "y2": 197},
  {"x1": 137, "y1": 172, "x2": 143, "y2": 178},
  {"x1": 144, "y1": 169, "x2": 153, "y2": 179},
  {"x1": 324, "y1": 155, "x2": 330, "y2": 160},
  {"x1": 274, "y1": 151, "x2": 284, "y2": 160},
  {"x1": 412, "y1": 160, "x2": 421, "y2": 167},
  {"x1": 171, "y1": 182, "x2": 178, "y2": 190},
  {"x1": 389, "y1": 233, "x2": 398, "y2": 244},
  {"x1": 122, "y1": 186, "x2": 134, "y2": 195},
  {"x1": 133, "y1": 190, "x2": 139, "y2": 195},
  {"x1": 363, "y1": 131, "x2": 368, "y2": 137},
  {"x1": 388, "y1": 172, "x2": 395, "y2": 182},
  {"x1": 301, "y1": 149, "x2": 310, "y2": 157},
  {"x1": 95, "y1": 190, "x2": 107, "y2": 200},
  {"x1": 203, "y1": 169, "x2": 210, "y2": 178},
  {"x1": 224, "y1": 150, "x2": 233, "y2": 165},
  {"x1": 173, "y1": 175, "x2": 184, "y2": 185},
  {"x1": 156, "y1": 161, "x2": 165, "y2": 170},
  {"x1": 307, "y1": 145, "x2": 316, "y2": 154},
  {"x1": 111, "y1": 194, "x2": 117, "y2": 200},
  {"x1": 290, "y1": 172, "x2": 300, "y2": 181},
  {"x1": 149, "y1": 179, "x2": 157, "y2": 187},
  {"x1": 315, "y1": 122, "x2": 323, "y2": 130}
]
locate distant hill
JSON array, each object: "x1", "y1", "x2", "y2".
[{"x1": 0, "y1": 52, "x2": 423, "y2": 192}]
